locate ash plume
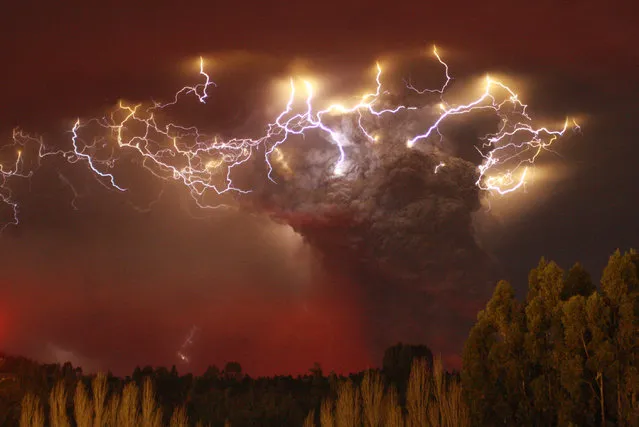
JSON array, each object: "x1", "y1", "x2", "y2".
[
  {"x1": 243, "y1": 101, "x2": 498, "y2": 363},
  {"x1": 2, "y1": 50, "x2": 574, "y2": 368}
]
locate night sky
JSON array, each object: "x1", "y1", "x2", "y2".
[{"x1": 0, "y1": 0, "x2": 637, "y2": 376}]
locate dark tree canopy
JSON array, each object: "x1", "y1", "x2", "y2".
[
  {"x1": 382, "y1": 342, "x2": 433, "y2": 387},
  {"x1": 563, "y1": 262, "x2": 596, "y2": 300},
  {"x1": 463, "y1": 249, "x2": 639, "y2": 427}
]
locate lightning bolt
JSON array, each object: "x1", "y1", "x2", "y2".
[
  {"x1": 0, "y1": 129, "x2": 42, "y2": 231},
  {"x1": 1, "y1": 46, "x2": 579, "y2": 229},
  {"x1": 57, "y1": 171, "x2": 81, "y2": 210},
  {"x1": 177, "y1": 325, "x2": 198, "y2": 364},
  {"x1": 434, "y1": 161, "x2": 446, "y2": 174}
]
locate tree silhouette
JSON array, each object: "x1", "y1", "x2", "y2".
[
  {"x1": 382, "y1": 343, "x2": 433, "y2": 399},
  {"x1": 223, "y1": 362, "x2": 243, "y2": 380}
]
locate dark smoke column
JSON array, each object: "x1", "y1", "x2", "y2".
[{"x1": 244, "y1": 115, "x2": 498, "y2": 366}]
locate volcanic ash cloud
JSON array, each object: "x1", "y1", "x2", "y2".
[{"x1": 245, "y1": 111, "x2": 498, "y2": 362}]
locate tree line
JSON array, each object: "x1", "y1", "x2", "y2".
[
  {"x1": 1, "y1": 249, "x2": 638, "y2": 426},
  {"x1": 462, "y1": 249, "x2": 639, "y2": 426},
  {"x1": 2, "y1": 344, "x2": 439, "y2": 426}
]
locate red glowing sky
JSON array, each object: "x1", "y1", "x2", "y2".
[{"x1": 0, "y1": 0, "x2": 637, "y2": 376}]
